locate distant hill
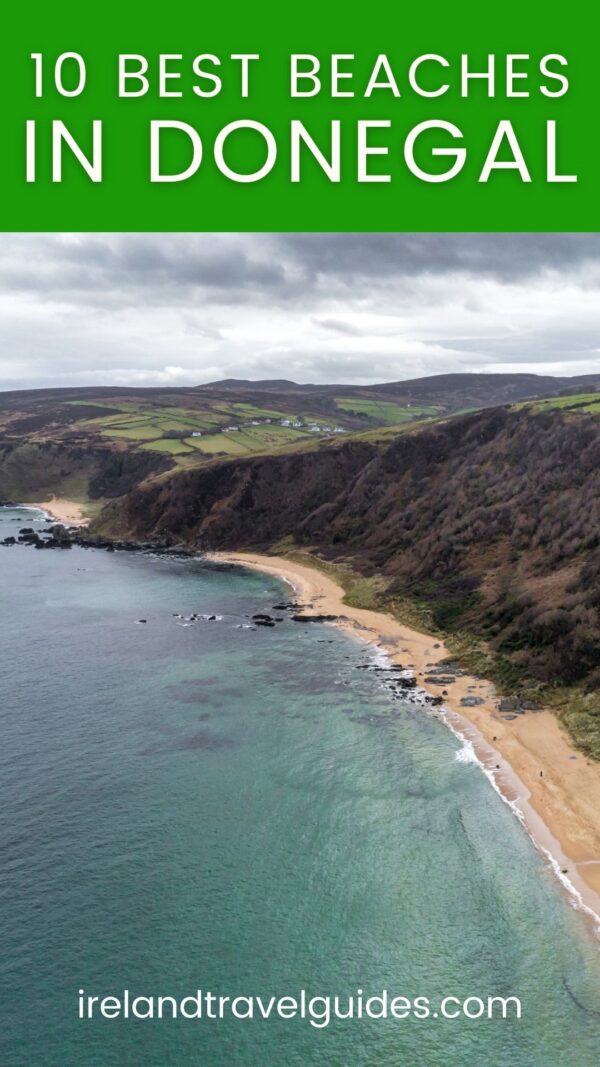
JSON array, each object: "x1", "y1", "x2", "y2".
[
  {"x1": 202, "y1": 378, "x2": 306, "y2": 391},
  {"x1": 201, "y1": 372, "x2": 600, "y2": 408}
]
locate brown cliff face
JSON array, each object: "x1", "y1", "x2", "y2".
[
  {"x1": 96, "y1": 406, "x2": 600, "y2": 691},
  {"x1": 99, "y1": 442, "x2": 378, "y2": 548}
]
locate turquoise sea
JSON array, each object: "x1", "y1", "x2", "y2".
[{"x1": 1, "y1": 505, "x2": 599, "y2": 1066}]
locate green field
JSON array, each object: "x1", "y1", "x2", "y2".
[
  {"x1": 228, "y1": 402, "x2": 290, "y2": 420},
  {"x1": 334, "y1": 397, "x2": 440, "y2": 423},
  {"x1": 186, "y1": 423, "x2": 310, "y2": 456},
  {"x1": 103, "y1": 424, "x2": 163, "y2": 441},
  {"x1": 139, "y1": 438, "x2": 194, "y2": 455},
  {"x1": 80, "y1": 406, "x2": 227, "y2": 445},
  {"x1": 69, "y1": 394, "x2": 437, "y2": 461}
]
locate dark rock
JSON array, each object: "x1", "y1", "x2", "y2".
[
  {"x1": 460, "y1": 696, "x2": 485, "y2": 707},
  {"x1": 252, "y1": 613, "x2": 274, "y2": 622},
  {"x1": 499, "y1": 698, "x2": 517, "y2": 712},
  {"x1": 1, "y1": 536, "x2": 16, "y2": 546},
  {"x1": 291, "y1": 613, "x2": 339, "y2": 623},
  {"x1": 424, "y1": 675, "x2": 456, "y2": 685},
  {"x1": 396, "y1": 676, "x2": 417, "y2": 689},
  {"x1": 18, "y1": 532, "x2": 40, "y2": 544}
]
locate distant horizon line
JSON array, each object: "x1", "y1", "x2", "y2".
[{"x1": 1, "y1": 369, "x2": 600, "y2": 395}]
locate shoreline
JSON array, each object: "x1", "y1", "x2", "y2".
[
  {"x1": 209, "y1": 550, "x2": 600, "y2": 935},
  {"x1": 27, "y1": 497, "x2": 88, "y2": 527}
]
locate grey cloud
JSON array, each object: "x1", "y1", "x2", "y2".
[
  {"x1": 3, "y1": 232, "x2": 600, "y2": 312},
  {"x1": 276, "y1": 232, "x2": 600, "y2": 283},
  {"x1": 0, "y1": 233, "x2": 599, "y2": 389},
  {"x1": 314, "y1": 317, "x2": 364, "y2": 336}
]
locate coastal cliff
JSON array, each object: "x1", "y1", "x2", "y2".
[{"x1": 94, "y1": 406, "x2": 600, "y2": 708}]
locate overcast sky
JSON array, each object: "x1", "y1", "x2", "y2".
[{"x1": 0, "y1": 232, "x2": 599, "y2": 390}]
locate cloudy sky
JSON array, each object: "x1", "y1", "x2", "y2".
[{"x1": 0, "y1": 232, "x2": 599, "y2": 389}]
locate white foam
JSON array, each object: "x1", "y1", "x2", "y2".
[
  {"x1": 442, "y1": 707, "x2": 600, "y2": 937},
  {"x1": 454, "y1": 738, "x2": 479, "y2": 764}
]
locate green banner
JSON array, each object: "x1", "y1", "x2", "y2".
[{"x1": 2, "y1": 0, "x2": 597, "y2": 230}]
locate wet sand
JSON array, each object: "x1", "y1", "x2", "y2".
[{"x1": 210, "y1": 550, "x2": 600, "y2": 929}]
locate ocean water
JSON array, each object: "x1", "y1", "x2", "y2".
[{"x1": 1, "y1": 507, "x2": 600, "y2": 1067}]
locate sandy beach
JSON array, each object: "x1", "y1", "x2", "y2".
[
  {"x1": 210, "y1": 550, "x2": 600, "y2": 928},
  {"x1": 31, "y1": 497, "x2": 88, "y2": 526}
]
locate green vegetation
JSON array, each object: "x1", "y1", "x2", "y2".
[
  {"x1": 0, "y1": 442, "x2": 95, "y2": 502},
  {"x1": 517, "y1": 391, "x2": 600, "y2": 414},
  {"x1": 555, "y1": 691, "x2": 600, "y2": 761},
  {"x1": 335, "y1": 397, "x2": 440, "y2": 423},
  {"x1": 139, "y1": 438, "x2": 193, "y2": 455},
  {"x1": 103, "y1": 425, "x2": 162, "y2": 441},
  {"x1": 228, "y1": 403, "x2": 289, "y2": 420},
  {"x1": 349, "y1": 420, "x2": 440, "y2": 444},
  {"x1": 72, "y1": 398, "x2": 356, "y2": 459},
  {"x1": 187, "y1": 424, "x2": 312, "y2": 457},
  {"x1": 186, "y1": 433, "x2": 248, "y2": 456}
]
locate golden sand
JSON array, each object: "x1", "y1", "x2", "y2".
[
  {"x1": 210, "y1": 551, "x2": 600, "y2": 926},
  {"x1": 32, "y1": 497, "x2": 88, "y2": 526}
]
